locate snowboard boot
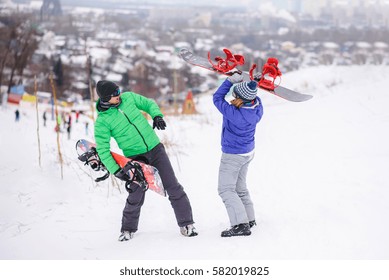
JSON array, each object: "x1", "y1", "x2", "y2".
[
  {"x1": 180, "y1": 224, "x2": 198, "y2": 237},
  {"x1": 249, "y1": 220, "x2": 257, "y2": 228},
  {"x1": 221, "y1": 223, "x2": 251, "y2": 237},
  {"x1": 118, "y1": 231, "x2": 134, "y2": 241}
]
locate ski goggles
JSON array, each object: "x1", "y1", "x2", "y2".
[{"x1": 111, "y1": 88, "x2": 121, "y2": 97}]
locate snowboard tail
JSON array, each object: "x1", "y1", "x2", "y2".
[{"x1": 76, "y1": 139, "x2": 166, "y2": 197}]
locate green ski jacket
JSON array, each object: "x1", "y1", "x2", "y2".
[{"x1": 94, "y1": 91, "x2": 163, "y2": 174}]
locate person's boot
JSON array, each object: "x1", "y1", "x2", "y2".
[
  {"x1": 118, "y1": 231, "x2": 134, "y2": 241},
  {"x1": 180, "y1": 224, "x2": 198, "y2": 237},
  {"x1": 249, "y1": 220, "x2": 257, "y2": 228},
  {"x1": 221, "y1": 223, "x2": 251, "y2": 237}
]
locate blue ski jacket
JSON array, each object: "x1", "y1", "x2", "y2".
[{"x1": 213, "y1": 79, "x2": 263, "y2": 154}]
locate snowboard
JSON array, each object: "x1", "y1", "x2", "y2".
[
  {"x1": 76, "y1": 139, "x2": 166, "y2": 197},
  {"x1": 179, "y1": 48, "x2": 313, "y2": 102}
]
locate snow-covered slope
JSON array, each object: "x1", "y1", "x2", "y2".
[{"x1": 0, "y1": 65, "x2": 388, "y2": 260}]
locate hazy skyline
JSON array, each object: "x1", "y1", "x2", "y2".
[
  {"x1": 8, "y1": 0, "x2": 389, "y2": 20},
  {"x1": 56, "y1": 0, "x2": 384, "y2": 16}
]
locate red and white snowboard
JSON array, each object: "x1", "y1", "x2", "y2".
[
  {"x1": 179, "y1": 47, "x2": 313, "y2": 102},
  {"x1": 76, "y1": 139, "x2": 166, "y2": 197}
]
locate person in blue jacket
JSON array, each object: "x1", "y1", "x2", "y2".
[{"x1": 213, "y1": 73, "x2": 263, "y2": 237}]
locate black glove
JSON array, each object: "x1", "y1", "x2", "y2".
[
  {"x1": 153, "y1": 116, "x2": 166, "y2": 130},
  {"x1": 114, "y1": 167, "x2": 131, "y2": 182}
]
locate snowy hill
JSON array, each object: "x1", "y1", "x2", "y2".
[{"x1": 0, "y1": 65, "x2": 389, "y2": 263}]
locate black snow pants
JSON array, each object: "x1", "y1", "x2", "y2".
[{"x1": 121, "y1": 143, "x2": 194, "y2": 232}]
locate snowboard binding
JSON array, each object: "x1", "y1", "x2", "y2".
[
  {"x1": 77, "y1": 146, "x2": 110, "y2": 182},
  {"x1": 250, "y1": 57, "x2": 282, "y2": 91},
  {"x1": 122, "y1": 161, "x2": 149, "y2": 192},
  {"x1": 208, "y1": 48, "x2": 245, "y2": 73}
]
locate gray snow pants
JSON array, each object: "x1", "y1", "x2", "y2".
[
  {"x1": 121, "y1": 143, "x2": 194, "y2": 232},
  {"x1": 218, "y1": 152, "x2": 255, "y2": 226}
]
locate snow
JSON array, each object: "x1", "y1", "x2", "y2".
[
  {"x1": 105, "y1": 72, "x2": 123, "y2": 83},
  {"x1": 0, "y1": 66, "x2": 389, "y2": 265},
  {"x1": 323, "y1": 42, "x2": 339, "y2": 49},
  {"x1": 374, "y1": 42, "x2": 388, "y2": 49},
  {"x1": 356, "y1": 41, "x2": 372, "y2": 49},
  {"x1": 89, "y1": 47, "x2": 111, "y2": 59},
  {"x1": 257, "y1": 2, "x2": 296, "y2": 23}
]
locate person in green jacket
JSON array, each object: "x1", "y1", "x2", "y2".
[{"x1": 94, "y1": 80, "x2": 197, "y2": 241}]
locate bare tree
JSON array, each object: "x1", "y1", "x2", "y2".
[
  {"x1": 0, "y1": 22, "x2": 15, "y2": 96},
  {"x1": 0, "y1": 13, "x2": 39, "y2": 100},
  {"x1": 7, "y1": 20, "x2": 39, "y2": 93}
]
